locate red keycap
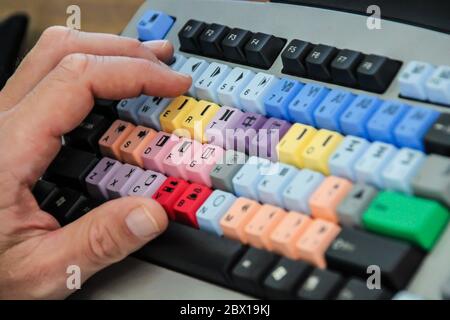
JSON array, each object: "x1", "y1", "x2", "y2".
[
  {"x1": 152, "y1": 176, "x2": 190, "y2": 220},
  {"x1": 173, "y1": 183, "x2": 212, "y2": 228}
]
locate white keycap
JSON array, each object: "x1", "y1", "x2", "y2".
[
  {"x1": 138, "y1": 96, "x2": 172, "y2": 130},
  {"x1": 239, "y1": 72, "x2": 278, "y2": 114},
  {"x1": 169, "y1": 53, "x2": 187, "y2": 71},
  {"x1": 381, "y1": 148, "x2": 425, "y2": 194},
  {"x1": 398, "y1": 61, "x2": 435, "y2": 100},
  {"x1": 231, "y1": 156, "x2": 272, "y2": 200},
  {"x1": 194, "y1": 62, "x2": 231, "y2": 102},
  {"x1": 178, "y1": 57, "x2": 209, "y2": 97},
  {"x1": 217, "y1": 67, "x2": 255, "y2": 108},
  {"x1": 425, "y1": 65, "x2": 450, "y2": 105}
]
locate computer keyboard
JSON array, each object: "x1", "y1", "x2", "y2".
[{"x1": 35, "y1": 0, "x2": 450, "y2": 300}]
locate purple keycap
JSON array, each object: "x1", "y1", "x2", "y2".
[
  {"x1": 106, "y1": 164, "x2": 143, "y2": 199},
  {"x1": 127, "y1": 170, "x2": 167, "y2": 197},
  {"x1": 85, "y1": 157, "x2": 122, "y2": 200},
  {"x1": 250, "y1": 117, "x2": 291, "y2": 160},
  {"x1": 204, "y1": 107, "x2": 243, "y2": 148},
  {"x1": 226, "y1": 112, "x2": 267, "y2": 153}
]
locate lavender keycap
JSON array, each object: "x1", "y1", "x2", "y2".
[
  {"x1": 250, "y1": 118, "x2": 291, "y2": 160},
  {"x1": 226, "y1": 112, "x2": 267, "y2": 153},
  {"x1": 204, "y1": 107, "x2": 243, "y2": 148},
  {"x1": 85, "y1": 157, "x2": 122, "y2": 200},
  {"x1": 106, "y1": 164, "x2": 143, "y2": 199},
  {"x1": 127, "y1": 170, "x2": 167, "y2": 197}
]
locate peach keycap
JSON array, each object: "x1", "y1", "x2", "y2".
[
  {"x1": 220, "y1": 198, "x2": 261, "y2": 244},
  {"x1": 119, "y1": 125, "x2": 157, "y2": 167},
  {"x1": 244, "y1": 204, "x2": 287, "y2": 250},
  {"x1": 162, "y1": 138, "x2": 202, "y2": 180},
  {"x1": 141, "y1": 132, "x2": 179, "y2": 174},
  {"x1": 99, "y1": 120, "x2": 135, "y2": 161},
  {"x1": 309, "y1": 176, "x2": 353, "y2": 223},
  {"x1": 270, "y1": 211, "x2": 312, "y2": 259},
  {"x1": 296, "y1": 219, "x2": 341, "y2": 269},
  {"x1": 185, "y1": 144, "x2": 224, "y2": 186}
]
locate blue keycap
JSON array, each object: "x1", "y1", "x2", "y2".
[
  {"x1": 232, "y1": 156, "x2": 272, "y2": 200},
  {"x1": 256, "y1": 163, "x2": 298, "y2": 207},
  {"x1": 313, "y1": 89, "x2": 355, "y2": 132},
  {"x1": 196, "y1": 190, "x2": 236, "y2": 236},
  {"x1": 264, "y1": 78, "x2": 303, "y2": 120},
  {"x1": 137, "y1": 10, "x2": 174, "y2": 41},
  {"x1": 339, "y1": 95, "x2": 381, "y2": 139},
  {"x1": 366, "y1": 101, "x2": 409, "y2": 144},
  {"x1": 287, "y1": 83, "x2": 329, "y2": 126},
  {"x1": 116, "y1": 95, "x2": 148, "y2": 124},
  {"x1": 393, "y1": 107, "x2": 440, "y2": 150}
]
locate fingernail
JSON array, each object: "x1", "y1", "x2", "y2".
[{"x1": 126, "y1": 206, "x2": 162, "y2": 239}]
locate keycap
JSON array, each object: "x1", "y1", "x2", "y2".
[
  {"x1": 178, "y1": 19, "x2": 207, "y2": 54},
  {"x1": 281, "y1": 39, "x2": 313, "y2": 76},
  {"x1": 177, "y1": 58, "x2": 209, "y2": 96},
  {"x1": 264, "y1": 78, "x2": 303, "y2": 120},
  {"x1": 411, "y1": 154, "x2": 450, "y2": 207},
  {"x1": 425, "y1": 65, "x2": 450, "y2": 105},
  {"x1": 231, "y1": 248, "x2": 279, "y2": 297},
  {"x1": 287, "y1": 84, "x2": 329, "y2": 127},
  {"x1": 199, "y1": 23, "x2": 230, "y2": 58},
  {"x1": 337, "y1": 184, "x2": 378, "y2": 227},
  {"x1": 424, "y1": 113, "x2": 450, "y2": 156},
  {"x1": 119, "y1": 126, "x2": 157, "y2": 167},
  {"x1": 137, "y1": 96, "x2": 172, "y2": 130},
  {"x1": 363, "y1": 191, "x2": 449, "y2": 250},
  {"x1": 93, "y1": 98, "x2": 118, "y2": 120},
  {"x1": 32, "y1": 180, "x2": 58, "y2": 207},
  {"x1": 221, "y1": 28, "x2": 253, "y2": 63},
  {"x1": 185, "y1": 144, "x2": 224, "y2": 186},
  {"x1": 442, "y1": 277, "x2": 450, "y2": 300},
  {"x1": 232, "y1": 156, "x2": 272, "y2": 200},
  {"x1": 98, "y1": 120, "x2": 135, "y2": 161},
  {"x1": 335, "y1": 278, "x2": 392, "y2": 300},
  {"x1": 249, "y1": 117, "x2": 291, "y2": 160},
  {"x1": 302, "y1": 129, "x2": 343, "y2": 175},
  {"x1": 217, "y1": 67, "x2": 255, "y2": 108},
  {"x1": 197, "y1": 190, "x2": 236, "y2": 236},
  {"x1": 296, "y1": 269, "x2": 344, "y2": 300},
  {"x1": 392, "y1": 291, "x2": 424, "y2": 300},
  {"x1": 398, "y1": 61, "x2": 435, "y2": 100},
  {"x1": 240, "y1": 73, "x2": 278, "y2": 114},
  {"x1": 162, "y1": 138, "x2": 201, "y2": 180},
  {"x1": 41, "y1": 187, "x2": 89, "y2": 225},
  {"x1": 204, "y1": 106, "x2": 244, "y2": 148},
  {"x1": 136, "y1": 10, "x2": 174, "y2": 41},
  {"x1": 314, "y1": 89, "x2": 355, "y2": 132},
  {"x1": 366, "y1": 101, "x2": 409, "y2": 144},
  {"x1": 160, "y1": 96, "x2": 198, "y2": 133},
  {"x1": 210, "y1": 150, "x2": 247, "y2": 192},
  {"x1": 167, "y1": 53, "x2": 187, "y2": 71},
  {"x1": 179, "y1": 100, "x2": 220, "y2": 142},
  {"x1": 339, "y1": 95, "x2": 380, "y2": 139},
  {"x1": 127, "y1": 170, "x2": 166, "y2": 198},
  {"x1": 228, "y1": 113, "x2": 267, "y2": 153},
  {"x1": 263, "y1": 258, "x2": 312, "y2": 299},
  {"x1": 194, "y1": 62, "x2": 231, "y2": 101},
  {"x1": 64, "y1": 198, "x2": 96, "y2": 225},
  {"x1": 256, "y1": 163, "x2": 297, "y2": 206},
  {"x1": 105, "y1": 163, "x2": 143, "y2": 199},
  {"x1": 305, "y1": 44, "x2": 338, "y2": 81},
  {"x1": 330, "y1": 49, "x2": 364, "y2": 87},
  {"x1": 326, "y1": 227, "x2": 425, "y2": 290},
  {"x1": 173, "y1": 183, "x2": 212, "y2": 228},
  {"x1": 141, "y1": 132, "x2": 179, "y2": 174},
  {"x1": 282, "y1": 169, "x2": 324, "y2": 214},
  {"x1": 244, "y1": 33, "x2": 286, "y2": 69},
  {"x1": 116, "y1": 95, "x2": 148, "y2": 123},
  {"x1": 276, "y1": 123, "x2": 317, "y2": 168},
  {"x1": 65, "y1": 113, "x2": 111, "y2": 152},
  {"x1": 152, "y1": 177, "x2": 190, "y2": 220},
  {"x1": 85, "y1": 157, "x2": 122, "y2": 200},
  {"x1": 356, "y1": 54, "x2": 401, "y2": 93}
]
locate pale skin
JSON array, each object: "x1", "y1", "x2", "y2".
[{"x1": 0, "y1": 26, "x2": 192, "y2": 299}]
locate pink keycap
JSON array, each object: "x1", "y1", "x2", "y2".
[
  {"x1": 162, "y1": 138, "x2": 202, "y2": 180},
  {"x1": 185, "y1": 144, "x2": 224, "y2": 186},
  {"x1": 127, "y1": 170, "x2": 167, "y2": 198},
  {"x1": 141, "y1": 132, "x2": 179, "y2": 174}
]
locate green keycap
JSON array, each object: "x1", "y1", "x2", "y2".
[{"x1": 362, "y1": 191, "x2": 449, "y2": 250}]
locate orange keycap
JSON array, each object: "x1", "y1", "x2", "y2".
[
  {"x1": 270, "y1": 211, "x2": 312, "y2": 259},
  {"x1": 309, "y1": 176, "x2": 353, "y2": 223},
  {"x1": 244, "y1": 204, "x2": 286, "y2": 250},
  {"x1": 119, "y1": 125, "x2": 157, "y2": 167},
  {"x1": 220, "y1": 198, "x2": 260, "y2": 244},
  {"x1": 296, "y1": 219, "x2": 341, "y2": 269},
  {"x1": 99, "y1": 120, "x2": 135, "y2": 161}
]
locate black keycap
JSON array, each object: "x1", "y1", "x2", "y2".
[
  {"x1": 135, "y1": 223, "x2": 246, "y2": 288},
  {"x1": 199, "y1": 23, "x2": 230, "y2": 58},
  {"x1": 263, "y1": 258, "x2": 312, "y2": 299},
  {"x1": 281, "y1": 39, "x2": 313, "y2": 76},
  {"x1": 64, "y1": 198, "x2": 98, "y2": 224},
  {"x1": 93, "y1": 98, "x2": 118, "y2": 120},
  {"x1": 325, "y1": 227, "x2": 425, "y2": 290},
  {"x1": 32, "y1": 180, "x2": 58, "y2": 206},
  {"x1": 221, "y1": 28, "x2": 253, "y2": 63},
  {"x1": 305, "y1": 44, "x2": 338, "y2": 81},
  {"x1": 178, "y1": 19, "x2": 207, "y2": 54},
  {"x1": 356, "y1": 54, "x2": 401, "y2": 93},
  {"x1": 41, "y1": 187, "x2": 88, "y2": 225},
  {"x1": 65, "y1": 113, "x2": 111, "y2": 153},
  {"x1": 330, "y1": 49, "x2": 364, "y2": 87},
  {"x1": 296, "y1": 269, "x2": 344, "y2": 300},
  {"x1": 424, "y1": 113, "x2": 450, "y2": 156},
  {"x1": 244, "y1": 32, "x2": 286, "y2": 69},
  {"x1": 231, "y1": 248, "x2": 279, "y2": 297},
  {"x1": 44, "y1": 146, "x2": 99, "y2": 191},
  {"x1": 335, "y1": 278, "x2": 392, "y2": 300}
]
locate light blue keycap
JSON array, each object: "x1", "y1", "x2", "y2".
[
  {"x1": 169, "y1": 53, "x2": 187, "y2": 71},
  {"x1": 425, "y1": 65, "x2": 450, "y2": 105},
  {"x1": 196, "y1": 190, "x2": 236, "y2": 236},
  {"x1": 329, "y1": 135, "x2": 370, "y2": 181},
  {"x1": 381, "y1": 148, "x2": 425, "y2": 194},
  {"x1": 398, "y1": 61, "x2": 435, "y2": 100},
  {"x1": 116, "y1": 95, "x2": 148, "y2": 123},
  {"x1": 232, "y1": 156, "x2": 272, "y2": 200},
  {"x1": 354, "y1": 141, "x2": 398, "y2": 189},
  {"x1": 217, "y1": 67, "x2": 255, "y2": 108},
  {"x1": 138, "y1": 96, "x2": 172, "y2": 130},
  {"x1": 264, "y1": 78, "x2": 303, "y2": 120},
  {"x1": 136, "y1": 10, "x2": 174, "y2": 41},
  {"x1": 393, "y1": 107, "x2": 440, "y2": 150},
  {"x1": 366, "y1": 101, "x2": 409, "y2": 144},
  {"x1": 392, "y1": 291, "x2": 423, "y2": 300},
  {"x1": 281, "y1": 169, "x2": 324, "y2": 214},
  {"x1": 194, "y1": 62, "x2": 231, "y2": 102},
  {"x1": 339, "y1": 95, "x2": 381, "y2": 139},
  {"x1": 256, "y1": 163, "x2": 298, "y2": 207},
  {"x1": 178, "y1": 57, "x2": 209, "y2": 97},
  {"x1": 313, "y1": 89, "x2": 355, "y2": 132},
  {"x1": 287, "y1": 83, "x2": 329, "y2": 126},
  {"x1": 239, "y1": 73, "x2": 279, "y2": 114}
]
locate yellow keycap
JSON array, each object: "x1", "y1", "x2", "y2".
[
  {"x1": 276, "y1": 123, "x2": 317, "y2": 168},
  {"x1": 301, "y1": 129, "x2": 343, "y2": 175},
  {"x1": 176, "y1": 100, "x2": 220, "y2": 142},
  {"x1": 160, "y1": 96, "x2": 197, "y2": 133}
]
